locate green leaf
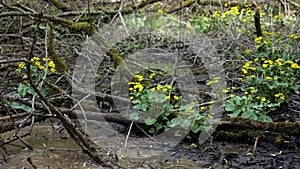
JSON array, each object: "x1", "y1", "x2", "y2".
[
  {"x1": 228, "y1": 111, "x2": 240, "y2": 118},
  {"x1": 258, "y1": 115, "x2": 273, "y2": 122},
  {"x1": 241, "y1": 111, "x2": 253, "y2": 119},
  {"x1": 191, "y1": 123, "x2": 202, "y2": 133},
  {"x1": 130, "y1": 112, "x2": 140, "y2": 121},
  {"x1": 225, "y1": 101, "x2": 236, "y2": 111},
  {"x1": 145, "y1": 118, "x2": 156, "y2": 125},
  {"x1": 141, "y1": 103, "x2": 148, "y2": 111},
  {"x1": 149, "y1": 127, "x2": 155, "y2": 133},
  {"x1": 17, "y1": 84, "x2": 31, "y2": 97},
  {"x1": 168, "y1": 117, "x2": 182, "y2": 127},
  {"x1": 10, "y1": 101, "x2": 32, "y2": 112}
]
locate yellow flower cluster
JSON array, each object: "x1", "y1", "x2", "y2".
[
  {"x1": 274, "y1": 93, "x2": 285, "y2": 100},
  {"x1": 284, "y1": 60, "x2": 300, "y2": 69},
  {"x1": 254, "y1": 36, "x2": 263, "y2": 43},
  {"x1": 289, "y1": 34, "x2": 298, "y2": 39},
  {"x1": 19, "y1": 57, "x2": 56, "y2": 73},
  {"x1": 261, "y1": 97, "x2": 267, "y2": 102},
  {"x1": 134, "y1": 75, "x2": 144, "y2": 81},
  {"x1": 206, "y1": 77, "x2": 220, "y2": 85},
  {"x1": 149, "y1": 73, "x2": 156, "y2": 79},
  {"x1": 220, "y1": 6, "x2": 240, "y2": 19},
  {"x1": 128, "y1": 81, "x2": 144, "y2": 92},
  {"x1": 242, "y1": 61, "x2": 256, "y2": 74}
]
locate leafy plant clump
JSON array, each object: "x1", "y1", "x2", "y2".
[
  {"x1": 219, "y1": 4, "x2": 300, "y2": 122},
  {"x1": 128, "y1": 73, "x2": 213, "y2": 135},
  {"x1": 7, "y1": 57, "x2": 56, "y2": 112}
]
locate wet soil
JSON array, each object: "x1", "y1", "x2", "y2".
[{"x1": 1, "y1": 123, "x2": 299, "y2": 168}]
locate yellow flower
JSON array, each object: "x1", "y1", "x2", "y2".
[
  {"x1": 188, "y1": 108, "x2": 194, "y2": 113},
  {"x1": 213, "y1": 11, "x2": 221, "y2": 17},
  {"x1": 260, "y1": 10, "x2": 266, "y2": 17},
  {"x1": 213, "y1": 77, "x2": 220, "y2": 83},
  {"x1": 191, "y1": 102, "x2": 195, "y2": 105},
  {"x1": 48, "y1": 61, "x2": 55, "y2": 68},
  {"x1": 200, "y1": 106, "x2": 207, "y2": 111},
  {"x1": 279, "y1": 13, "x2": 284, "y2": 18},
  {"x1": 245, "y1": 49, "x2": 251, "y2": 54},
  {"x1": 262, "y1": 64, "x2": 268, "y2": 68},
  {"x1": 149, "y1": 73, "x2": 156, "y2": 79},
  {"x1": 275, "y1": 93, "x2": 280, "y2": 97},
  {"x1": 237, "y1": 29, "x2": 242, "y2": 33},
  {"x1": 166, "y1": 95, "x2": 171, "y2": 100},
  {"x1": 39, "y1": 65, "x2": 46, "y2": 70},
  {"x1": 134, "y1": 83, "x2": 144, "y2": 92},
  {"x1": 134, "y1": 75, "x2": 144, "y2": 81},
  {"x1": 129, "y1": 87, "x2": 133, "y2": 91},
  {"x1": 130, "y1": 96, "x2": 134, "y2": 100},
  {"x1": 263, "y1": 39, "x2": 270, "y2": 45},
  {"x1": 156, "y1": 85, "x2": 162, "y2": 90},
  {"x1": 222, "y1": 89, "x2": 229, "y2": 93},
  {"x1": 280, "y1": 95, "x2": 285, "y2": 100},
  {"x1": 35, "y1": 61, "x2": 41, "y2": 67},
  {"x1": 291, "y1": 63, "x2": 300, "y2": 69},
  {"x1": 248, "y1": 95, "x2": 252, "y2": 98},
  {"x1": 150, "y1": 87, "x2": 156, "y2": 91},
  {"x1": 275, "y1": 58, "x2": 283, "y2": 66},
  {"x1": 166, "y1": 85, "x2": 172, "y2": 89},
  {"x1": 206, "y1": 81, "x2": 212, "y2": 86},
  {"x1": 254, "y1": 36, "x2": 263, "y2": 43},
  {"x1": 243, "y1": 18, "x2": 247, "y2": 23},
  {"x1": 30, "y1": 57, "x2": 40, "y2": 62},
  {"x1": 128, "y1": 82, "x2": 138, "y2": 85},
  {"x1": 242, "y1": 69, "x2": 247, "y2": 74},
  {"x1": 254, "y1": 58, "x2": 259, "y2": 62},
  {"x1": 18, "y1": 62, "x2": 25, "y2": 69},
  {"x1": 50, "y1": 68, "x2": 56, "y2": 73},
  {"x1": 231, "y1": 87, "x2": 237, "y2": 90},
  {"x1": 173, "y1": 95, "x2": 179, "y2": 100},
  {"x1": 290, "y1": 34, "x2": 298, "y2": 39},
  {"x1": 249, "y1": 75, "x2": 255, "y2": 78},
  {"x1": 261, "y1": 97, "x2": 266, "y2": 102},
  {"x1": 244, "y1": 91, "x2": 248, "y2": 95},
  {"x1": 157, "y1": 9, "x2": 164, "y2": 13},
  {"x1": 265, "y1": 76, "x2": 272, "y2": 80},
  {"x1": 229, "y1": 94, "x2": 235, "y2": 98},
  {"x1": 273, "y1": 77, "x2": 278, "y2": 81},
  {"x1": 274, "y1": 15, "x2": 278, "y2": 19}
]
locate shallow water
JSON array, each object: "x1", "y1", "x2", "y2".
[{"x1": 1, "y1": 124, "x2": 299, "y2": 168}]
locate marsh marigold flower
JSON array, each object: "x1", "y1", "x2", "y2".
[{"x1": 18, "y1": 62, "x2": 25, "y2": 69}]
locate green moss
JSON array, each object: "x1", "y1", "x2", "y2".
[
  {"x1": 69, "y1": 22, "x2": 95, "y2": 36},
  {"x1": 48, "y1": 22, "x2": 69, "y2": 73},
  {"x1": 47, "y1": 0, "x2": 69, "y2": 12}
]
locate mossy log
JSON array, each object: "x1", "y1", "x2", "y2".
[
  {"x1": 218, "y1": 118, "x2": 300, "y2": 135},
  {"x1": 48, "y1": 22, "x2": 69, "y2": 73},
  {"x1": 45, "y1": 0, "x2": 70, "y2": 12}
]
